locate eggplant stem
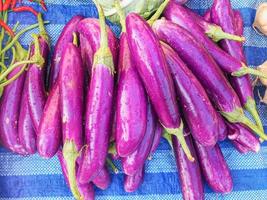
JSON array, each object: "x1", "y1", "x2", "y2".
[
  {"x1": 207, "y1": 25, "x2": 245, "y2": 42},
  {"x1": 164, "y1": 122, "x2": 195, "y2": 162},
  {"x1": 162, "y1": 130, "x2": 173, "y2": 149},
  {"x1": 232, "y1": 65, "x2": 267, "y2": 79},
  {"x1": 114, "y1": 0, "x2": 126, "y2": 33},
  {"x1": 72, "y1": 32, "x2": 78, "y2": 47},
  {"x1": 221, "y1": 108, "x2": 267, "y2": 141},
  {"x1": 37, "y1": 13, "x2": 49, "y2": 42},
  {"x1": 148, "y1": 0, "x2": 170, "y2": 26},
  {"x1": 62, "y1": 140, "x2": 83, "y2": 200},
  {"x1": 0, "y1": 21, "x2": 49, "y2": 55},
  {"x1": 106, "y1": 157, "x2": 119, "y2": 174},
  {"x1": 31, "y1": 34, "x2": 45, "y2": 68},
  {"x1": 108, "y1": 142, "x2": 117, "y2": 156},
  {"x1": 244, "y1": 97, "x2": 264, "y2": 132}
]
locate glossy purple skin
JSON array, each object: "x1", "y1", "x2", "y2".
[
  {"x1": 0, "y1": 66, "x2": 27, "y2": 155},
  {"x1": 126, "y1": 13, "x2": 181, "y2": 130},
  {"x1": 122, "y1": 102, "x2": 156, "y2": 176},
  {"x1": 194, "y1": 142, "x2": 233, "y2": 194},
  {"x1": 203, "y1": 9, "x2": 211, "y2": 22},
  {"x1": 59, "y1": 43, "x2": 84, "y2": 150},
  {"x1": 49, "y1": 16, "x2": 84, "y2": 88},
  {"x1": 124, "y1": 167, "x2": 145, "y2": 193},
  {"x1": 116, "y1": 34, "x2": 147, "y2": 157},
  {"x1": 153, "y1": 19, "x2": 241, "y2": 113},
  {"x1": 37, "y1": 81, "x2": 61, "y2": 158},
  {"x1": 163, "y1": 2, "x2": 243, "y2": 74},
  {"x1": 80, "y1": 34, "x2": 94, "y2": 73},
  {"x1": 173, "y1": 135, "x2": 204, "y2": 200},
  {"x1": 227, "y1": 123, "x2": 260, "y2": 153},
  {"x1": 211, "y1": 0, "x2": 253, "y2": 107},
  {"x1": 57, "y1": 151, "x2": 95, "y2": 200},
  {"x1": 234, "y1": 11, "x2": 244, "y2": 38},
  {"x1": 92, "y1": 166, "x2": 111, "y2": 190},
  {"x1": 217, "y1": 115, "x2": 228, "y2": 141},
  {"x1": 149, "y1": 122, "x2": 163, "y2": 155},
  {"x1": 78, "y1": 65, "x2": 114, "y2": 183},
  {"x1": 27, "y1": 36, "x2": 49, "y2": 133},
  {"x1": 77, "y1": 18, "x2": 118, "y2": 66},
  {"x1": 18, "y1": 76, "x2": 36, "y2": 154},
  {"x1": 231, "y1": 140, "x2": 250, "y2": 154},
  {"x1": 162, "y1": 42, "x2": 219, "y2": 146}
]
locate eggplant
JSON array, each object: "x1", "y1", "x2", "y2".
[
  {"x1": 162, "y1": 42, "x2": 219, "y2": 146},
  {"x1": 92, "y1": 166, "x2": 111, "y2": 190},
  {"x1": 49, "y1": 15, "x2": 84, "y2": 88},
  {"x1": 149, "y1": 122, "x2": 163, "y2": 156},
  {"x1": 124, "y1": 167, "x2": 145, "y2": 193},
  {"x1": 203, "y1": 9, "x2": 211, "y2": 21},
  {"x1": 126, "y1": 12, "x2": 193, "y2": 161},
  {"x1": 153, "y1": 18, "x2": 267, "y2": 140}
]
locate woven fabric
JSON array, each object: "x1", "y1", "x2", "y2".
[{"x1": 1, "y1": 0, "x2": 267, "y2": 199}]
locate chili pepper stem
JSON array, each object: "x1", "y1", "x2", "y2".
[
  {"x1": 207, "y1": 25, "x2": 245, "y2": 42},
  {"x1": 164, "y1": 122, "x2": 195, "y2": 162}
]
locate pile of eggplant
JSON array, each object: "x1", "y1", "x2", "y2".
[{"x1": 0, "y1": 0, "x2": 266, "y2": 199}]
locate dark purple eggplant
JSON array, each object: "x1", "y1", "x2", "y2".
[
  {"x1": 92, "y1": 166, "x2": 111, "y2": 190},
  {"x1": 124, "y1": 167, "x2": 145, "y2": 193}
]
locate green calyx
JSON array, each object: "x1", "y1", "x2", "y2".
[
  {"x1": 162, "y1": 130, "x2": 173, "y2": 149},
  {"x1": 31, "y1": 34, "x2": 45, "y2": 67},
  {"x1": 147, "y1": 0, "x2": 170, "y2": 26},
  {"x1": 163, "y1": 121, "x2": 195, "y2": 162},
  {"x1": 232, "y1": 64, "x2": 267, "y2": 79},
  {"x1": 62, "y1": 140, "x2": 83, "y2": 200},
  {"x1": 220, "y1": 107, "x2": 267, "y2": 141},
  {"x1": 244, "y1": 97, "x2": 264, "y2": 132},
  {"x1": 207, "y1": 25, "x2": 245, "y2": 42}
]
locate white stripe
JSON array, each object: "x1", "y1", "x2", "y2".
[{"x1": 1, "y1": 146, "x2": 266, "y2": 176}]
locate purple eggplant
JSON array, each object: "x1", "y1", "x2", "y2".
[
  {"x1": 122, "y1": 102, "x2": 156, "y2": 176},
  {"x1": 92, "y1": 166, "x2": 111, "y2": 190},
  {"x1": 173, "y1": 134, "x2": 204, "y2": 200},
  {"x1": 59, "y1": 35, "x2": 84, "y2": 199},
  {"x1": 116, "y1": 31, "x2": 147, "y2": 157},
  {"x1": 149, "y1": 122, "x2": 163, "y2": 156},
  {"x1": 78, "y1": 3, "x2": 115, "y2": 184},
  {"x1": 227, "y1": 123, "x2": 260, "y2": 153},
  {"x1": 217, "y1": 115, "x2": 228, "y2": 141},
  {"x1": 203, "y1": 9, "x2": 211, "y2": 22},
  {"x1": 194, "y1": 142, "x2": 233, "y2": 194},
  {"x1": 77, "y1": 18, "x2": 118, "y2": 68},
  {"x1": 153, "y1": 18, "x2": 267, "y2": 140},
  {"x1": 0, "y1": 65, "x2": 27, "y2": 155},
  {"x1": 234, "y1": 11, "x2": 244, "y2": 39},
  {"x1": 27, "y1": 36, "x2": 49, "y2": 133},
  {"x1": 211, "y1": 0, "x2": 263, "y2": 131},
  {"x1": 163, "y1": 2, "x2": 266, "y2": 79},
  {"x1": 80, "y1": 33, "x2": 94, "y2": 73},
  {"x1": 124, "y1": 167, "x2": 145, "y2": 193},
  {"x1": 231, "y1": 140, "x2": 250, "y2": 154},
  {"x1": 126, "y1": 13, "x2": 193, "y2": 161},
  {"x1": 182, "y1": 6, "x2": 244, "y2": 42},
  {"x1": 162, "y1": 42, "x2": 219, "y2": 146},
  {"x1": 37, "y1": 80, "x2": 61, "y2": 158},
  {"x1": 57, "y1": 151, "x2": 95, "y2": 200},
  {"x1": 49, "y1": 15, "x2": 84, "y2": 88},
  {"x1": 18, "y1": 75, "x2": 36, "y2": 154}
]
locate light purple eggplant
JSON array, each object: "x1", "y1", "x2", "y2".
[
  {"x1": 161, "y1": 42, "x2": 219, "y2": 146},
  {"x1": 217, "y1": 115, "x2": 228, "y2": 141},
  {"x1": 153, "y1": 18, "x2": 267, "y2": 140},
  {"x1": 77, "y1": 3, "x2": 115, "y2": 184},
  {"x1": 18, "y1": 75, "x2": 36, "y2": 154},
  {"x1": 116, "y1": 32, "x2": 147, "y2": 157},
  {"x1": 0, "y1": 65, "x2": 27, "y2": 155},
  {"x1": 92, "y1": 166, "x2": 111, "y2": 190},
  {"x1": 173, "y1": 134, "x2": 204, "y2": 200},
  {"x1": 163, "y1": 2, "x2": 266, "y2": 78},
  {"x1": 211, "y1": 0, "x2": 263, "y2": 131},
  {"x1": 77, "y1": 18, "x2": 118, "y2": 68},
  {"x1": 59, "y1": 37, "x2": 84, "y2": 199},
  {"x1": 227, "y1": 123, "x2": 260, "y2": 153},
  {"x1": 181, "y1": 6, "x2": 244, "y2": 42},
  {"x1": 231, "y1": 140, "x2": 250, "y2": 154},
  {"x1": 126, "y1": 13, "x2": 193, "y2": 161},
  {"x1": 80, "y1": 33, "x2": 94, "y2": 73},
  {"x1": 203, "y1": 9, "x2": 211, "y2": 21},
  {"x1": 49, "y1": 15, "x2": 84, "y2": 88},
  {"x1": 27, "y1": 35, "x2": 49, "y2": 133},
  {"x1": 57, "y1": 151, "x2": 95, "y2": 200},
  {"x1": 149, "y1": 122, "x2": 163, "y2": 156},
  {"x1": 122, "y1": 102, "x2": 156, "y2": 176},
  {"x1": 194, "y1": 142, "x2": 233, "y2": 194},
  {"x1": 124, "y1": 167, "x2": 145, "y2": 193},
  {"x1": 37, "y1": 80, "x2": 61, "y2": 158}
]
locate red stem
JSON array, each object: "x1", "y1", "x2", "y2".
[
  {"x1": 0, "y1": 19, "x2": 15, "y2": 37},
  {"x1": 12, "y1": 6, "x2": 39, "y2": 16}
]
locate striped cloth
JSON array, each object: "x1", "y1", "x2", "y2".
[{"x1": 1, "y1": 0, "x2": 267, "y2": 199}]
